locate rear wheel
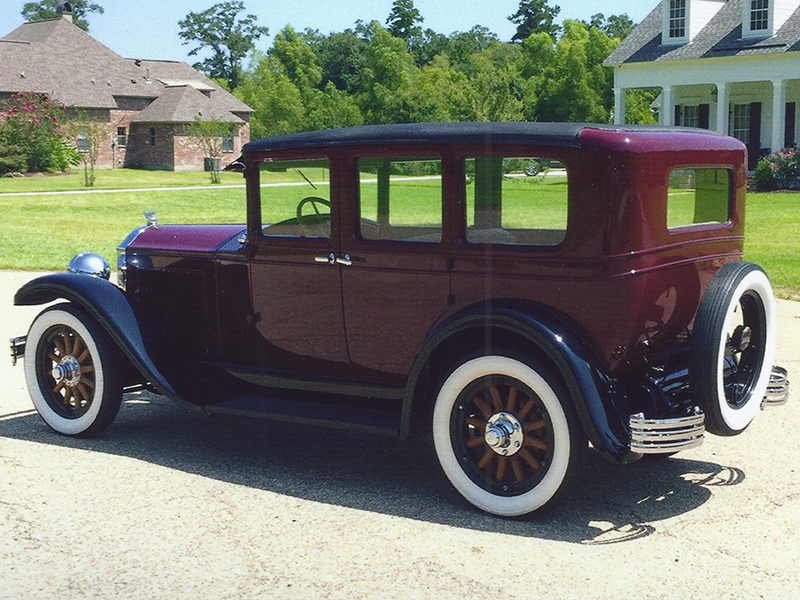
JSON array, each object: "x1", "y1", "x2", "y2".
[
  {"x1": 24, "y1": 304, "x2": 123, "y2": 437},
  {"x1": 690, "y1": 262, "x2": 776, "y2": 436},
  {"x1": 432, "y1": 355, "x2": 585, "y2": 517}
]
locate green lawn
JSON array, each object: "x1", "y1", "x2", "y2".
[{"x1": 1, "y1": 169, "x2": 798, "y2": 298}]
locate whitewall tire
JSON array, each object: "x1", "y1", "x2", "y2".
[
  {"x1": 24, "y1": 304, "x2": 122, "y2": 437},
  {"x1": 690, "y1": 262, "x2": 776, "y2": 436},
  {"x1": 432, "y1": 355, "x2": 585, "y2": 517}
]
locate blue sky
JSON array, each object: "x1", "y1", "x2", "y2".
[{"x1": 1, "y1": 0, "x2": 652, "y2": 63}]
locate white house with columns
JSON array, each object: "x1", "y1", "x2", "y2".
[{"x1": 605, "y1": 0, "x2": 800, "y2": 168}]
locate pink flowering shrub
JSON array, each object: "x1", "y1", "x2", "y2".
[
  {"x1": 0, "y1": 92, "x2": 79, "y2": 174},
  {"x1": 754, "y1": 148, "x2": 800, "y2": 190}
]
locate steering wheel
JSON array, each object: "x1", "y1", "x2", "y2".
[{"x1": 296, "y1": 196, "x2": 331, "y2": 222}]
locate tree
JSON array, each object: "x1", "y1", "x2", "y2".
[
  {"x1": 185, "y1": 117, "x2": 236, "y2": 183},
  {"x1": 356, "y1": 22, "x2": 417, "y2": 124},
  {"x1": 532, "y1": 20, "x2": 615, "y2": 123},
  {"x1": 581, "y1": 13, "x2": 635, "y2": 40},
  {"x1": 509, "y1": 0, "x2": 561, "y2": 41},
  {"x1": 386, "y1": 0, "x2": 423, "y2": 42},
  {"x1": 21, "y1": 0, "x2": 104, "y2": 31},
  {"x1": 314, "y1": 30, "x2": 369, "y2": 94},
  {"x1": 236, "y1": 54, "x2": 306, "y2": 138},
  {"x1": 178, "y1": 1, "x2": 268, "y2": 90},
  {"x1": 67, "y1": 113, "x2": 109, "y2": 186}
]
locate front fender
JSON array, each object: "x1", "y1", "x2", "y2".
[
  {"x1": 404, "y1": 303, "x2": 637, "y2": 462},
  {"x1": 14, "y1": 273, "x2": 185, "y2": 405}
]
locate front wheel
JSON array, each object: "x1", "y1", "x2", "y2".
[
  {"x1": 24, "y1": 304, "x2": 123, "y2": 437},
  {"x1": 432, "y1": 355, "x2": 585, "y2": 517}
]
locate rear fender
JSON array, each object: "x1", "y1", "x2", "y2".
[
  {"x1": 404, "y1": 304, "x2": 637, "y2": 462},
  {"x1": 14, "y1": 273, "x2": 186, "y2": 406}
]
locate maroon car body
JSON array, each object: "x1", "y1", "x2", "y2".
[{"x1": 13, "y1": 122, "x2": 788, "y2": 517}]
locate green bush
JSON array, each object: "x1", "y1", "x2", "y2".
[{"x1": 753, "y1": 148, "x2": 800, "y2": 191}]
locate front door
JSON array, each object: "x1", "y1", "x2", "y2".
[{"x1": 247, "y1": 157, "x2": 349, "y2": 378}]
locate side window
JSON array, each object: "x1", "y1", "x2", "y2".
[
  {"x1": 464, "y1": 156, "x2": 568, "y2": 246},
  {"x1": 260, "y1": 158, "x2": 331, "y2": 239},
  {"x1": 667, "y1": 168, "x2": 731, "y2": 230},
  {"x1": 358, "y1": 157, "x2": 442, "y2": 243}
]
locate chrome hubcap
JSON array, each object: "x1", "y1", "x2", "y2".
[
  {"x1": 485, "y1": 412, "x2": 524, "y2": 456},
  {"x1": 52, "y1": 355, "x2": 82, "y2": 388}
]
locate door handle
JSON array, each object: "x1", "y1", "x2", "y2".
[
  {"x1": 315, "y1": 253, "x2": 336, "y2": 264},
  {"x1": 314, "y1": 253, "x2": 355, "y2": 266}
]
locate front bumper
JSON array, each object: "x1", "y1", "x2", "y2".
[{"x1": 10, "y1": 336, "x2": 25, "y2": 366}]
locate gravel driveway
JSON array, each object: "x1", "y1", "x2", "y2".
[{"x1": 1, "y1": 270, "x2": 798, "y2": 600}]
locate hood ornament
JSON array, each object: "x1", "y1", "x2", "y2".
[{"x1": 143, "y1": 210, "x2": 158, "y2": 228}]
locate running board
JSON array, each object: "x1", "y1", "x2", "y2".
[{"x1": 204, "y1": 394, "x2": 402, "y2": 436}]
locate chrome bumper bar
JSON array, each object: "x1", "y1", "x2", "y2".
[
  {"x1": 762, "y1": 366, "x2": 790, "y2": 408},
  {"x1": 630, "y1": 408, "x2": 705, "y2": 454},
  {"x1": 10, "y1": 336, "x2": 26, "y2": 367}
]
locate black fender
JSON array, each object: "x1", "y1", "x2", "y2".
[
  {"x1": 402, "y1": 303, "x2": 638, "y2": 462},
  {"x1": 14, "y1": 273, "x2": 188, "y2": 407}
]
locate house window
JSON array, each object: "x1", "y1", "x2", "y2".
[
  {"x1": 731, "y1": 104, "x2": 751, "y2": 143},
  {"x1": 222, "y1": 135, "x2": 234, "y2": 153},
  {"x1": 148, "y1": 127, "x2": 156, "y2": 147},
  {"x1": 669, "y1": 0, "x2": 687, "y2": 39},
  {"x1": 681, "y1": 105, "x2": 700, "y2": 128},
  {"x1": 116, "y1": 127, "x2": 127, "y2": 147},
  {"x1": 750, "y1": 0, "x2": 769, "y2": 31},
  {"x1": 76, "y1": 132, "x2": 88, "y2": 153}
]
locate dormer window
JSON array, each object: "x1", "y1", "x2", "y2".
[
  {"x1": 662, "y1": 0, "x2": 724, "y2": 45},
  {"x1": 750, "y1": 0, "x2": 770, "y2": 31},
  {"x1": 669, "y1": 0, "x2": 688, "y2": 39},
  {"x1": 742, "y1": 0, "x2": 795, "y2": 38}
]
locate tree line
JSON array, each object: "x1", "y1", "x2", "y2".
[
  {"x1": 216, "y1": 0, "x2": 658, "y2": 139},
  {"x1": 10, "y1": 0, "x2": 658, "y2": 172}
]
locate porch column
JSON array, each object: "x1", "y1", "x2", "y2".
[
  {"x1": 660, "y1": 85, "x2": 674, "y2": 126},
  {"x1": 614, "y1": 87, "x2": 626, "y2": 125},
  {"x1": 771, "y1": 79, "x2": 787, "y2": 152},
  {"x1": 715, "y1": 82, "x2": 729, "y2": 136}
]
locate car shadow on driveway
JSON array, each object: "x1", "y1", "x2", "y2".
[{"x1": 0, "y1": 391, "x2": 745, "y2": 545}]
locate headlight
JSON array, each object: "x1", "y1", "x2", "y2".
[{"x1": 68, "y1": 253, "x2": 110, "y2": 280}]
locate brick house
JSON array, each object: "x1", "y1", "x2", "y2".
[
  {"x1": 605, "y1": 0, "x2": 800, "y2": 169},
  {"x1": 0, "y1": 7, "x2": 253, "y2": 170}
]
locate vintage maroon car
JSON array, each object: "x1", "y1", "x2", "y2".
[{"x1": 11, "y1": 122, "x2": 790, "y2": 517}]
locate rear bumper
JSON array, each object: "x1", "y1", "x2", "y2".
[
  {"x1": 762, "y1": 366, "x2": 790, "y2": 408},
  {"x1": 630, "y1": 365, "x2": 789, "y2": 454},
  {"x1": 630, "y1": 408, "x2": 705, "y2": 454}
]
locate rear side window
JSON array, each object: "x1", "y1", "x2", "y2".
[
  {"x1": 464, "y1": 156, "x2": 568, "y2": 246},
  {"x1": 358, "y1": 157, "x2": 442, "y2": 243},
  {"x1": 667, "y1": 168, "x2": 731, "y2": 230}
]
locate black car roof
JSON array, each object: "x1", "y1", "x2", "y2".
[{"x1": 241, "y1": 122, "x2": 594, "y2": 153}]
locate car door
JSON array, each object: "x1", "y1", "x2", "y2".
[
  {"x1": 339, "y1": 152, "x2": 453, "y2": 381},
  {"x1": 246, "y1": 156, "x2": 349, "y2": 379}
]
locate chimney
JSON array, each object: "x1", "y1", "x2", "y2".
[{"x1": 57, "y1": 2, "x2": 74, "y2": 23}]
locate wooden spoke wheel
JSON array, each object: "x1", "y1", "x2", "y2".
[
  {"x1": 25, "y1": 304, "x2": 122, "y2": 437},
  {"x1": 433, "y1": 355, "x2": 585, "y2": 517},
  {"x1": 452, "y1": 377, "x2": 552, "y2": 497}
]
